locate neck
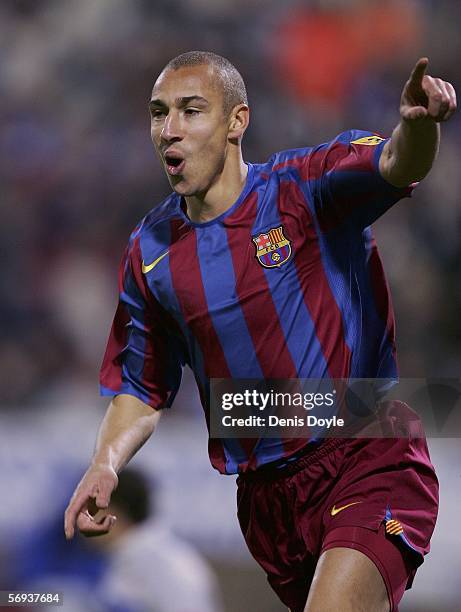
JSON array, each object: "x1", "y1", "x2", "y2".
[{"x1": 184, "y1": 151, "x2": 248, "y2": 223}]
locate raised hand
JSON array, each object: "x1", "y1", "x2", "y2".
[
  {"x1": 400, "y1": 57, "x2": 456, "y2": 123},
  {"x1": 64, "y1": 464, "x2": 118, "y2": 539}
]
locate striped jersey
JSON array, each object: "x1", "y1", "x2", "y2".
[{"x1": 100, "y1": 130, "x2": 414, "y2": 474}]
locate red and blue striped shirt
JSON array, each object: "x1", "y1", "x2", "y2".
[{"x1": 100, "y1": 130, "x2": 414, "y2": 474}]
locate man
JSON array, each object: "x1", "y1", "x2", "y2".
[
  {"x1": 64, "y1": 51, "x2": 456, "y2": 611},
  {"x1": 20, "y1": 469, "x2": 222, "y2": 612},
  {"x1": 92, "y1": 468, "x2": 223, "y2": 612}
]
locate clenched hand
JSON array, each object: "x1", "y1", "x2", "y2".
[{"x1": 64, "y1": 464, "x2": 118, "y2": 539}]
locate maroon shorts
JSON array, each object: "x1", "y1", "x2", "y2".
[{"x1": 236, "y1": 403, "x2": 439, "y2": 612}]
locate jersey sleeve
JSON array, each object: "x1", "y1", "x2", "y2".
[
  {"x1": 308, "y1": 130, "x2": 415, "y2": 231},
  {"x1": 99, "y1": 232, "x2": 185, "y2": 410}
]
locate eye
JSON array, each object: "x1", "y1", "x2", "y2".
[
  {"x1": 184, "y1": 108, "x2": 200, "y2": 116},
  {"x1": 150, "y1": 109, "x2": 165, "y2": 119}
]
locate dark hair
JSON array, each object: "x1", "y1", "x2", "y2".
[
  {"x1": 162, "y1": 51, "x2": 248, "y2": 115},
  {"x1": 111, "y1": 468, "x2": 152, "y2": 524}
]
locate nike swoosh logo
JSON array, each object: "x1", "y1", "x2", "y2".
[
  {"x1": 142, "y1": 251, "x2": 169, "y2": 274},
  {"x1": 330, "y1": 501, "x2": 363, "y2": 516}
]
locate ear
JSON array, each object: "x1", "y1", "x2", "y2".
[{"x1": 228, "y1": 104, "x2": 250, "y2": 140}]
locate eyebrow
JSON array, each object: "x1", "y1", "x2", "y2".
[{"x1": 148, "y1": 95, "x2": 209, "y2": 109}]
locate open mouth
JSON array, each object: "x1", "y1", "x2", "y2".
[{"x1": 165, "y1": 155, "x2": 185, "y2": 176}]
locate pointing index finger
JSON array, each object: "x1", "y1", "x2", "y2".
[{"x1": 409, "y1": 57, "x2": 429, "y2": 86}]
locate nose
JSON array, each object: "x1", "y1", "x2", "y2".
[{"x1": 160, "y1": 110, "x2": 182, "y2": 143}]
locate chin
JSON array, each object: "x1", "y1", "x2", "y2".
[
  {"x1": 171, "y1": 181, "x2": 198, "y2": 197},
  {"x1": 168, "y1": 178, "x2": 185, "y2": 193},
  {"x1": 171, "y1": 184, "x2": 189, "y2": 196}
]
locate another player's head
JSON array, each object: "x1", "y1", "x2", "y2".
[{"x1": 149, "y1": 51, "x2": 249, "y2": 197}]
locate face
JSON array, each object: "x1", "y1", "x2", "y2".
[{"x1": 149, "y1": 65, "x2": 232, "y2": 197}]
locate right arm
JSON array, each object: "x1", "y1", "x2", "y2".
[
  {"x1": 65, "y1": 230, "x2": 183, "y2": 539},
  {"x1": 64, "y1": 393, "x2": 160, "y2": 539}
]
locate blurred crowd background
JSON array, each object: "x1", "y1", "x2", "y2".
[{"x1": 1, "y1": 0, "x2": 460, "y2": 610}]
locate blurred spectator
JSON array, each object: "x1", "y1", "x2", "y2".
[{"x1": 13, "y1": 468, "x2": 223, "y2": 612}]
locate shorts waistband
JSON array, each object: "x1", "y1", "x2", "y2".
[{"x1": 237, "y1": 438, "x2": 349, "y2": 483}]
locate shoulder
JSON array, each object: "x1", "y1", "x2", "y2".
[
  {"x1": 270, "y1": 130, "x2": 383, "y2": 163},
  {"x1": 260, "y1": 130, "x2": 385, "y2": 179},
  {"x1": 125, "y1": 192, "x2": 181, "y2": 258},
  {"x1": 130, "y1": 192, "x2": 180, "y2": 241},
  {"x1": 110, "y1": 521, "x2": 218, "y2": 586}
]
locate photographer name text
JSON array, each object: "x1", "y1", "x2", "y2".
[{"x1": 221, "y1": 415, "x2": 344, "y2": 428}]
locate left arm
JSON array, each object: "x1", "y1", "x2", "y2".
[{"x1": 379, "y1": 57, "x2": 457, "y2": 188}]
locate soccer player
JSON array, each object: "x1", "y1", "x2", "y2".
[{"x1": 64, "y1": 52, "x2": 456, "y2": 611}]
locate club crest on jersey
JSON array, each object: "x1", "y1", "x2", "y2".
[{"x1": 252, "y1": 226, "x2": 292, "y2": 269}]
